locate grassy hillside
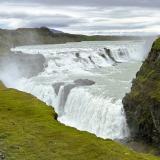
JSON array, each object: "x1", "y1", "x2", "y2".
[
  {"x1": 0, "y1": 81, "x2": 5, "y2": 89},
  {"x1": 0, "y1": 83, "x2": 159, "y2": 160}
]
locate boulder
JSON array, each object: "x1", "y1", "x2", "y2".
[{"x1": 74, "y1": 79, "x2": 95, "y2": 86}]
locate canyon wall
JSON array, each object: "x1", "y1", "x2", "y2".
[{"x1": 123, "y1": 38, "x2": 160, "y2": 148}]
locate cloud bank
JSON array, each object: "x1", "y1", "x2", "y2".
[{"x1": 0, "y1": 1, "x2": 160, "y2": 35}]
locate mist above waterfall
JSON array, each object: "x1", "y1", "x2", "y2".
[
  {"x1": 0, "y1": 60, "x2": 21, "y2": 87},
  {"x1": 6, "y1": 40, "x2": 153, "y2": 140},
  {"x1": 0, "y1": 53, "x2": 46, "y2": 87}
]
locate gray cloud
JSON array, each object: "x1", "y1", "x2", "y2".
[
  {"x1": 2, "y1": 0, "x2": 160, "y2": 8},
  {"x1": 0, "y1": 12, "x2": 84, "y2": 27},
  {"x1": 0, "y1": 1, "x2": 160, "y2": 35},
  {"x1": 25, "y1": 16, "x2": 86, "y2": 28}
]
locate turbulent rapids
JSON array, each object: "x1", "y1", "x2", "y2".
[{"x1": 4, "y1": 40, "x2": 152, "y2": 139}]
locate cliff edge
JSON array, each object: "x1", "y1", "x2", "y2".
[{"x1": 123, "y1": 38, "x2": 160, "y2": 148}]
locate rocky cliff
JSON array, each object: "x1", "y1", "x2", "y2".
[{"x1": 123, "y1": 38, "x2": 160, "y2": 148}]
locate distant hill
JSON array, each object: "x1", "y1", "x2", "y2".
[
  {"x1": 40, "y1": 26, "x2": 63, "y2": 33},
  {"x1": 0, "y1": 27, "x2": 150, "y2": 55},
  {"x1": 50, "y1": 28, "x2": 64, "y2": 33}
]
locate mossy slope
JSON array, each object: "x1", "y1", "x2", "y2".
[
  {"x1": 123, "y1": 37, "x2": 160, "y2": 147},
  {"x1": 0, "y1": 81, "x2": 5, "y2": 89},
  {"x1": 0, "y1": 85, "x2": 159, "y2": 159}
]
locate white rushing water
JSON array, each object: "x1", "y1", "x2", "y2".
[{"x1": 8, "y1": 40, "x2": 151, "y2": 139}]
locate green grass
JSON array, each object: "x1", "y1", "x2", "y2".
[
  {"x1": 0, "y1": 85, "x2": 159, "y2": 160},
  {"x1": 152, "y1": 37, "x2": 160, "y2": 50},
  {"x1": 0, "y1": 81, "x2": 5, "y2": 89}
]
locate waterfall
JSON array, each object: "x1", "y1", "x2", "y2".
[
  {"x1": 58, "y1": 87, "x2": 129, "y2": 139},
  {"x1": 2, "y1": 40, "x2": 152, "y2": 140}
]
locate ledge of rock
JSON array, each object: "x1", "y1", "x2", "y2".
[{"x1": 123, "y1": 37, "x2": 160, "y2": 148}]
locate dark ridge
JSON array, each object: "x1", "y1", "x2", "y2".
[
  {"x1": 123, "y1": 37, "x2": 160, "y2": 151},
  {"x1": 0, "y1": 27, "x2": 149, "y2": 55}
]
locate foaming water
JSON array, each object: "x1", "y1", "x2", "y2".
[
  {"x1": 58, "y1": 88, "x2": 128, "y2": 139},
  {"x1": 8, "y1": 40, "x2": 152, "y2": 140}
]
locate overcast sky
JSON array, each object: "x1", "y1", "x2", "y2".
[{"x1": 0, "y1": 0, "x2": 160, "y2": 35}]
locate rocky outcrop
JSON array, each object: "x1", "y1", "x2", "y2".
[
  {"x1": 123, "y1": 38, "x2": 160, "y2": 148},
  {"x1": 52, "y1": 79, "x2": 95, "y2": 96},
  {"x1": 104, "y1": 48, "x2": 120, "y2": 63},
  {"x1": 74, "y1": 79, "x2": 95, "y2": 86}
]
